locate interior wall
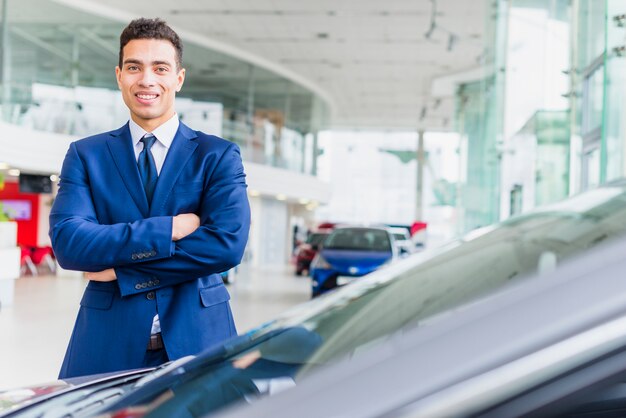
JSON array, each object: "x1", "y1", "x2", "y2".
[{"x1": 258, "y1": 198, "x2": 288, "y2": 266}]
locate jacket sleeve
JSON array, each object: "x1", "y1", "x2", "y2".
[
  {"x1": 114, "y1": 143, "x2": 251, "y2": 297},
  {"x1": 49, "y1": 142, "x2": 175, "y2": 272}
]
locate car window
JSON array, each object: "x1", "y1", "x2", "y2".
[
  {"x1": 306, "y1": 233, "x2": 328, "y2": 246},
  {"x1": 555, "y1": 382, "x2": 626, "y2": 417},
  {"x1": 393, "y1": 233, "x2": 407, "y2": 241},
  {"x1": 324, "y1": 228, "x2": 392, "y2": 252},
  {"x1": 105, "y1": 187, "x2": 626, "y2": 418}
]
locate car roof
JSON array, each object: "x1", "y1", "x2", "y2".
[
  {"x1": 388, "y1": 227, "x2": 410, "y2": 236},
  {"x1": 216, "y1": 232, "x2": 626, "y2": 418},
  {"x1": 332, "y1": 225, "x2": 391, "y2": 232}
]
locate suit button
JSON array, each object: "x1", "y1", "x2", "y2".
[
  {"x1": 141, "y1": 283, "x2": 148, "y2": 289},
  {"x1": 154, "y1": 279, "x2": 160, "y2": 285},
  {"x1": 144, "y1": 252, "x2": 150, "y2": 258},
  {"x1": 148, "y1": 280, "x2": 154, "y2": 287},
  {"x1": 150, "y1": 250, "x2": 156, "y2": 256},
  {"x1": 146, "y1": 291, "x2": 155, "y2": 300},
  {"x1": 134, "y1": 284, "x2": 142, "y2": 290},
  {"x1": 132, "y1": 254, "x2": 138, "y2": 260}
]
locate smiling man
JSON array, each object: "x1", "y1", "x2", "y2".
[{"x1": 49, "y1": 18, "x2": 250, "y2": 378}]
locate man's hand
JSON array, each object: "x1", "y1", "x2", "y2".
[
  {"x1": 85, "y1": 268, "x2": 117, "y2": 282},
  {"x1": 172, "y1": 213, "x2": 201, "y2": 241}
]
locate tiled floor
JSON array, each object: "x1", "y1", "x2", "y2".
[{"x1": 0, "y1": 264, "x2": 310, "y2": 390}]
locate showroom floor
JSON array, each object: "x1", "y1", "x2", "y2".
[{"x1": 0, "y1": 264, "x2": 309, "y2": 390}]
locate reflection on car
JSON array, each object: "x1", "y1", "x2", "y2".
[
  {"x1": 217, "y1": 226, "x2": 626, "y2": 418},
  {"x1": 309, "y1": 226, "x2": 396, "y2": 297},
  {"x1": 5, "y1": 184, "x2": 626, "y2": 418}
]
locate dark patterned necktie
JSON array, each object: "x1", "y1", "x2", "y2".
[{"x1": 138, "y1": 133, "x2": 158, "y2": 205}]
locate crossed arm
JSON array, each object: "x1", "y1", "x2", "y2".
[
  {"x1": 50, "y1": 141, "x2": 251, "y2": 297},
  {"x1": 85, "y1": 213, "x2": 200, "y2": 282}
]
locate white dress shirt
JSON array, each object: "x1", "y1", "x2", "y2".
[
  {"x1": 128, "y1": 113, "x2": 180, "y2": 335},
  {"x1": 129, "y1": 113, "x2": 179, "y2": 175}
]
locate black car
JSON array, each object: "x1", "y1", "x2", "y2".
[{"x1": 4, "y1": 184, "x2": 626, "y2": 417}]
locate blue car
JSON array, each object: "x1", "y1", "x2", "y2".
[{"x1": 310, "y1": 226, "x2": 396, "y2": 297}]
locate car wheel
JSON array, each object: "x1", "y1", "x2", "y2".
[
  {"x1": 311, "y1": 276, "x2": 337, "y2": 298},
  {"x1": 321, "y1": 275, "x2": 338, "y2": 292}
]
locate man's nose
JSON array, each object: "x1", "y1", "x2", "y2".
[{"x1": 138, "y1": 71, "x2": 156, "y2": 87}]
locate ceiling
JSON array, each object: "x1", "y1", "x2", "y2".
[{"x1": 23, "y1": 0, "x2": 488, "y2": 131}]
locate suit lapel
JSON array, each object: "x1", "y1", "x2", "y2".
[
  {"x1": 107, "y1": 123, "x2": 150, "y2": 217},
  {"x1": 149, "y1": 122, "x2": 199, "y2": 216}
]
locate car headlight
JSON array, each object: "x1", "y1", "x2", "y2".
[{"x1": 311, "y1": 253, "x2": 331, "y2": 270}]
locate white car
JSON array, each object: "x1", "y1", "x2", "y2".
[{"x1": 388, "y1": 226, "x2": 416, "y2": 256}]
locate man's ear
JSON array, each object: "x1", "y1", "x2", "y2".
[
  {"x1": 176, "y1": 68, "x2": 186, "y2": 93},
  {"x1": 115, "y1": 66, "x2": 123, "y2": 90}
]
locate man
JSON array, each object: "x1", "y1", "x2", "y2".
[{"x1": 49, "y1": 18, "x2": 250, "y2": 378}]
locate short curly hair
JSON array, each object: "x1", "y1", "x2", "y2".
[{"x1": 119, "y1": 18, "x2": 183, "y2": 70}]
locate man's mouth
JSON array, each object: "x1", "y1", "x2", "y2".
[{"x1": 136, "y1": 93, "x2": 159, "y2": 100}]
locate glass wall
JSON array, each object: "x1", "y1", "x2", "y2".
[
  {"x1": 573, "y1": 0, "x2": 606, "y2": 190},
  {"x1": 456, "y1": 77, "x2": 501, "y2": 232},
  {"x1": 603, "y1": 0, "x2": 626, "y2": 183},
  {"x1": 455, "y1": 0, "x2": 626, "y2": 232},
  {"x1": 521, "y1": 111, "x2": 570, "y2": 207},
  {"x1": 502, "y1": 0, "x2": 571, "y2": 214},
  {"x1": 0, "y1": 0, "x2": 330, "y2": 175},
  {"x1": 454, "y1": 0, "x2": 508, "y2": 233}
]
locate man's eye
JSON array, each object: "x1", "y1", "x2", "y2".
[
  {"x1": 127, "y1": 65, "x2": 139, "y2": 71},
  {"x1": 156, "y1": 67, "x2": 168, "y2": 72}
]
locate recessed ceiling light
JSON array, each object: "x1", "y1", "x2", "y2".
[
  {"x1": 0, "y1": 162, "x2": 9, "y2": 169},
  {"x1": 249, "y1": 190, "x2": 261, "y2": 197},
  {"x1": 276, "y1": 194, "x2": 287, "y2": 201},
  {"x1": 50, "y1": 174, "x2": 59, "y2": 182},
  {"x1": 8, "y1": 169, "x2": 20, "y2": 176}
]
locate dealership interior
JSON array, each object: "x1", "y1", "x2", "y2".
[{"x1": 2, "y1": 1, "x2": 626, "y2": 417}]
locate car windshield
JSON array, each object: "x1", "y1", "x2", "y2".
[
  {"x1": 393, "y1": 233, "x2": 408, "y2": 241},
  {"x1": 103, "y1": 186, "x2": 626, "y2": 418},
  {"x1": 323, "y1": 228, "x2": 392, "y2": 251},
  {"x1": 305, "y1": 233, "x2": 328, "y2": 246}
]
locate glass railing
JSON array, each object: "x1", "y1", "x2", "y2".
[{"x1": 2, "y1": 83, "x2": 315, "y2": 175}]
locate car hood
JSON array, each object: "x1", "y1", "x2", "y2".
[
  {"x1": 322, "y1": 249, "x2": 392, "y2": 273},
  {"x1": 0, "y1": 381, "x2": 71, "y2": 413},
  {"x1": 0, "y1": 368, "x2": 155, "y2": 417}
]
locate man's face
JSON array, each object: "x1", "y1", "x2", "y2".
[{"x1": 116, "y1": 38, "x2": 185, "y2": 130}]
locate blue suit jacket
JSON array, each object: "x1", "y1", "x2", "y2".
[{"x1": 50, "y1": 122, "x2": 250, "y2": 378}]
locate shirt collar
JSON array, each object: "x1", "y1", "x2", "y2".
[{"x1": 128, "y1": 114, "x2": 180, "y2": 149}]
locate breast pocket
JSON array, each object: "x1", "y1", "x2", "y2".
[{"x1": 200, "y1": 284, "x2": 231, "y2": 308}]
